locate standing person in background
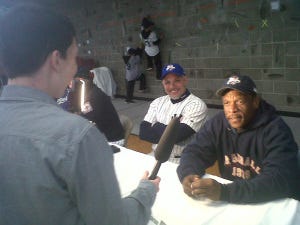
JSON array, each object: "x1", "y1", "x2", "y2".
[
  {"x1": 140, "y1": 17, "x2": 163, "y2": 80},
  {"x1": 0, "y1": 75, "x2": 7, "y2": 95},
  {"x1": 0, "y1": 65, "x2": 8, "y2": 95},
  {"x1": 139, "y1": 63, "x2": 207, "y2": 163},
  {"x1": 0, "y1": 4, "x2": 160, "y2": 225},
  {"x1": 123, "y1": 47, "x2": 147, "y2": 103},
  {"x1": 177, "y1": 75, "x2": 300, "y2": 203}
]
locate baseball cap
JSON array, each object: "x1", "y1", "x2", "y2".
[
  {"x1": 216, "y1": 75, "x2": 257, "y2": 96},
  {"x1": 161, "y1": 63, "x2": 185, "y2": 79},
  {"x1": 141, "y1": 17, "x2": 154, "y2": 29}
]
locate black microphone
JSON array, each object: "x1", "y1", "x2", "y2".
[{"x1": 149, "y1": 116, "x2": 181, "y2": 180}]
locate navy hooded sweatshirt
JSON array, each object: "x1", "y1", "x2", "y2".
[{"x1": 177, "y1": 100, "x2": 300, "y2": 203}]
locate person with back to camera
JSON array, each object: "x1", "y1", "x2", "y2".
[
  {"x1": 57, "y1": 74, "x2": 125, "y2": 146},
  {"x1": 123, "y1": 47, "x2": 147, "y2": 103},
  {"x1": 0, "y1": 4, "x2": 160, "y2": 225},
  {"x1": 139, "y1": 63, "x2": 208, "y2": 164},
  {"x1": 139, "y1": 17, "x2": 163, "y2": 80},
  {"x1": 177, "y1": 74, "x2": 300, "y2": 203}
]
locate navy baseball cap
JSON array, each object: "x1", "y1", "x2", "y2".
[
  {"x1": 161, "y1": 63, "x2": 185, "y2": 79},
  {"x1": 216, "y1": 75, "x2": 257, "y2": 96}
]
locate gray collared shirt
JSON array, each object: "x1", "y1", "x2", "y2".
[{"x1": 0, "y1": 85, "x2": 156, "y2": 225}]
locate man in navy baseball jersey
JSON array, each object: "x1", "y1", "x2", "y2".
[
  {"x1": 177, "y1": 74, "x2": 300, "y2": 203},
  {"x1": 139, "y1": 63, "x2": 207, "y2": 163}
]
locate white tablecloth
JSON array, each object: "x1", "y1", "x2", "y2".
[{"x1": 113, "y1": 147, "x2": 300, "y2": 225}]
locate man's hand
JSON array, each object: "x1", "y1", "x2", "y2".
[
  {"x1": 182, "y1": 176, "x2": 222, "y2": 201},
  {"x1": 143, "y1": 171, "x2": 161, "y2": 192},
  {"x1": 182, "y1": 174, "x2": 201, "y2": 197}
]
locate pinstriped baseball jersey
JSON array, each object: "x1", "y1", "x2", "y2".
[{"x1": 144, "y1": 93, "x2": 207, "y2": 163}]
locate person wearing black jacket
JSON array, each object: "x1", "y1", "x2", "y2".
[
  {"x1": 79, "y1": 80, "x2": 125, "y2": 144},
  {"x1": 57, "y1": 76, "x2": 125, "y2": 145},
  {"x1": 177, "y1": 74, "x2": 300, "y2": 203}
]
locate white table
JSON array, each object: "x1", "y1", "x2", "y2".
[{"x1": 113, "y1": 147, "x2": 300, "y2": 225}]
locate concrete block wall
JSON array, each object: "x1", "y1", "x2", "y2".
[{"x1": 62, "y1": 0, "x2": 300, "y2": 113}]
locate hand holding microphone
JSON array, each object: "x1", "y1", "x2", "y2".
[
  {"x1": 142, "y1": 171, "x2": 161, "y2": 192},
  {"x1": 149, "y1": 116, "x2": 181, "y2": 180}
]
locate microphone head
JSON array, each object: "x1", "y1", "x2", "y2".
[{"x1": 154, "y1": 116, "x2": 180, "y2": 162}]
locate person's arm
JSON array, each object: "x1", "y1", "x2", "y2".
[
  {"x1": 173, "y1": 98, "x2": 208, "y2": 143},
  {"x1": 220, "y1": 118, "x2": 300, "y2": 203},
  {"x1": 67, "y1": 125, "x2": 159, "y2": 225},
  {"x1": 139, "y1": 117, "x2": 196, "y2": 144},
  {"x1": 139, "y1": 98, "x2": 161, "y2": 143},
  {"x1": 177, "y1": 119, "x2": 218, "y2": 183},
  {"x1": 180, "y1": 98, "x2": 208, "y2": 135},
  {"x1": 139, "y1": 120, "x2": 165, "y2": 143}
]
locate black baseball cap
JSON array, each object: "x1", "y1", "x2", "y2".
[
  {"x1": 216, "y1": 75, "x2": 257, "y2": 96},
  {"x1": 141, "y1": 17, "x2": 154, "y2": 29}
]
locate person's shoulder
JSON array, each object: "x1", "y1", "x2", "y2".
[
  {"x1": 187, "y1": 93, "x2": 206, "y2": 104},
  {"x1": 183, "y1": 94, "x2": 207, "y2": 110},
  {"x1": 213, "y1": 110, "x2": 225, "y2": 120},
  {"x1": 205, "y1": 111, "x2": 225, "y2": 127},
  {"x1": 91, "y1": 84, "x2": 109, "y2": 99},
  {"x1": 91, "y1": 83, "x2": 104, "y2": 93},
  {"x1": 148, "y1": 95, "x2": 169, "y2": 108},
  {"x1": 56, "y1": 106, "x2": 93, "y2": 128},
  {"x1": 152, "y1": 95, "x2": 169, "y2": 103},
  {"x1": 35, "y1": 104, "x2": 96, "y2": 145}
]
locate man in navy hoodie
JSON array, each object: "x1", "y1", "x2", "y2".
[{"x1": 177, "y1": 74, "x2": 300, "y2": 203}]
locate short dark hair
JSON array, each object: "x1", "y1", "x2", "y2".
[{"x1": 0, "y1": 4, "x2": 76, "y2": 78}]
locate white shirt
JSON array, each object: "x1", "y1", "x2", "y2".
[
  {"x1": 140, "y1": 31, "x2": 160, "y2": 56},
  {"x1": 143, "y1": 93, "x2": 207, "y2": 163}
]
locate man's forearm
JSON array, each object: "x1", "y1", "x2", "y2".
[{"x1": 139, "y1": 121, "x2": 166, "y2": 143}]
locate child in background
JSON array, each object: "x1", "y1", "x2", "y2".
[
  {"x1": 123, "y1": 47, "x2": 146, "y2": 103},
  {"x1": 140, "y1": 17, "x2": 163, "y2": 80}
]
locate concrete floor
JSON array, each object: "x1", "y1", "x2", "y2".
[{"x1": 112, "y1": 97, "x2": 300, "y2": 147}]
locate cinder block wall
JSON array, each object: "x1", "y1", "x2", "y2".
[{"x1": 63, "y1": 0, "x2": 300, "y2": 113}]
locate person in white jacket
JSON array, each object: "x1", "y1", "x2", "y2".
[
  {"x1": 140, "y1": 17, "x2": 163, "y2": 79},
  {"x1": 123, "y1": 47, "x2": 146, "y2": 103}
]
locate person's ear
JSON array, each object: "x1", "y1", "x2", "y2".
[
  {"x1": 253, "y1": 95, "x2": 260, "y2": 109},
  {"x1": 48, "y1": 50, "x2": 62, "y2": 72}
]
